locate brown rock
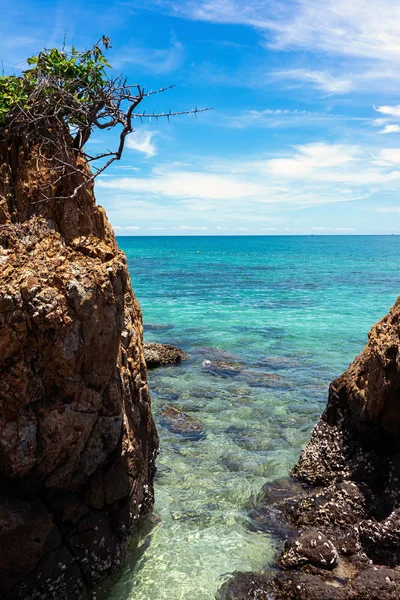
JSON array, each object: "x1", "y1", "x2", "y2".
[
  {"x1": 144, "y1": 342, "x2": 188, "y2": 368},
  {"x1": 0, "y1": 131, "x2": 158, "y2": 598}
]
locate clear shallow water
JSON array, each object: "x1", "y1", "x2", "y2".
[{"x1": 98, "y1": 236, "x2": 400, "y2": 600}]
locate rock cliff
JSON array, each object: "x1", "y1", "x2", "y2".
[
  {"x1": 0, "y1": 133, "x2": 158, "y2": 599},
  {"x1": 221, "y1": 298, "x2": 400, "y2": 599}
]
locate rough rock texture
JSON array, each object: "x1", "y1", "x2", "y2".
[
  {"x1": 144, "y1": 342, "x2": 188, "y2": 368},
  {"x1": 220, "y1": 298, "x2": 400, "y2": 599},
  {"x1": 0, "y1": 134, "x2": 158, "y2": 599}
]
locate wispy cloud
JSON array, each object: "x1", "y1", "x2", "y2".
[
  {"x1": 114, "y1": 30, "x2": 184, "y2": 75},
  {"x1": 142, "y1": 0, "x2": 400, "y2": 61},
  {"x1": 226, "y1": 108, "x2": 368, "y2": 129},
  {"x1": 126, "y1": 130, "x2": 158, "y2": 157},
  {"x1": 113, "y1": 225, "x2": 141, "y2": 230},
  {"x1": 97, "y1": 142, "x2": 400, "y2": 215},
  {"x1": 172, "y1": 225, "x2": 208, "y2": 230},
  {"x1": 271, "y1": 69, "x2": 354, "y2": 94},
  {"x1": 375, "y1": 105, "x2": 400, "y2": 118},
  {"x1": 374, "y1": 105, "x2": 400, "y2": 134},
  {"x1": 380, "y1": 125, "x2": 400, "y2": 134},
  {"x1": 137, "y1": 0, "x2": 400, "y2": 93},
  {"x1": 376, "y1": 148, "x2": 400, "y2": 165}
]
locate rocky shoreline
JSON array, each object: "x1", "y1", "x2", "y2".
[
  {"x1": 219, "y1": 298, "x2": 400, "y2": 599},
  {"x1": 2, "y1": 128, "x2": 400, "y2": 600}
]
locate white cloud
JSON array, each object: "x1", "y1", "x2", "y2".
[
  {"x1": 98, "y1": 170, "x2": 264, "y2": 200},
  {"x1": 172, "y1": 225, "x2": 208, "y2": 230},
  {"x1": 96, "y1": 142, "x2": 400, "y2": 215},
  {"x1": 113, "y1": 225, "x2": 141, "y2": 230},
  {"x1": 373, "y1": 106, "x2": 400, "y2": 134},
  {"x1": 375, "y1": 105, "x2": 400, "y2": 118},
  {"x1": 225, "y1": 108, "x2": 367, "y2": 129},
  {"x1": 145, "y1": 0, "x2": 400, "y2": 61},
  {"x1": 265, "y1": 143, "x2": 358, "y2": 178},
  {"x1": 380, "y1": 125, "x2": 400, "y2": 134},
  {"x1": 138, "y1": 0, "x2": 400, "y2": 93},
  {"x1": 126, "y1": 130, "x2": 157, "y2": 158},
  {"x1": 377, "y1": 148, "x2": 400, "y2": 165},
  {"x1": 272, "y1": 69, "x2": 353, "y2": 94}
]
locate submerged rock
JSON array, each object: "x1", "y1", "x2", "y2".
[
  {"x1": 247, "y1": 477, "x2": 308, "y2": 537},
  {"x1": 0, "y1": 133, "x2": 158, "y2": 598},
  {"x1": 144, "y1": 342, "x2": 188, "y2": 368},
  {"x1": 202, "y1": 359, "x2": 242, "y2": 377},
  {"x1": 221, "y1": 297, "x2": 400, "y2": 599},
  {"x1": 159, "y1": 405, "x2": 204, "y2": 440}
]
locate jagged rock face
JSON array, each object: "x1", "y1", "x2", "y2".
[
  {"x1": 221, "y1": 299, "x2": 400, "y2": 600},
  {"x1": 0, "y1": 135, "x2": 158, "y2": 599}
]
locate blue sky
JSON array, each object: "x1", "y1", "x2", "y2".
[{"x1": 3, "y1": 0, "x2": 400, "y2": 235}]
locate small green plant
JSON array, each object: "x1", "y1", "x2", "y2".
[{"x1": 0, "y1": 37, "x2": 210, "y2": 200}]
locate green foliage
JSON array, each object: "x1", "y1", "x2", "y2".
[
  {"x1": 0, "y1": 37, "x2": 209, "y2": 199},
  {"x1": 0, "y1": 75, "x2": 29, "y2": 123},
  {"x1": 0, "y1": 36, "x2": 112, "y2": 126}
]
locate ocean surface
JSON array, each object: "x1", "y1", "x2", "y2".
[{"x1": 97, "y1": 235, "x2": 400, "y2": 600}]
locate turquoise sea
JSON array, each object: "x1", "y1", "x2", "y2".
[{"x1": 98, "y1": 235, "x2": 400, "y2": 600}]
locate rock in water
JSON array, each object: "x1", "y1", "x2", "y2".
[
  {"x1": 144, "y1": 342, "x2": 188, "y2": 368},
  {"x1": 220, "y1": 297, "x2": 400, "y2": 599},
  {"x1": 159, "y1": 405, "x2": 204, "y2": 441},
  {"x1": 0, "y1": 134, "x2": 158, "y2": 598}
]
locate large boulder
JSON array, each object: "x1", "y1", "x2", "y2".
[{"x1": 0, "y1": 133, "x2": 158, "y2": 598}]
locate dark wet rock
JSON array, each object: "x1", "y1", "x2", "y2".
[
  {"x1": 279, "y1": 528, "x2": 338, "y2": 570},
  {"x1": 288, "y1": 480, "x2": 371, "y2": 530},
  {"x1": 359, "y1": 508, "x2": 400, "y2": 567},
  {"x1": 220, "y1": 298, "x2": 400, "y2": 599},
  {"x1": 221, "y1": 568, "x2": 400, "y2": 600},
  {"x1": 219, "y1": 571, "x2": 348, "y2": 600},
  {"x1": 202, "y1": 359, "x2": 242, "y2": 377},
  {"x1": 247, "y1": 477, "x2": 309, "y2": 537},
  {"x1": 350, "y1": 567, "x2": 400, "y2": 599},
  {"x1": 159, "y1": 405, "x2": 204, "y2": 440},
  {"x1": 144, "y1": 342, "x2": 188, "y2": 368},
  {"x1": 218, "y1": 572, "x2": 274, "y2": 600}
]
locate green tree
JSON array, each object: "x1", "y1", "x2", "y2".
[{"x1": 0, "y1": 37, "x2": 210, "y2": 199}]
